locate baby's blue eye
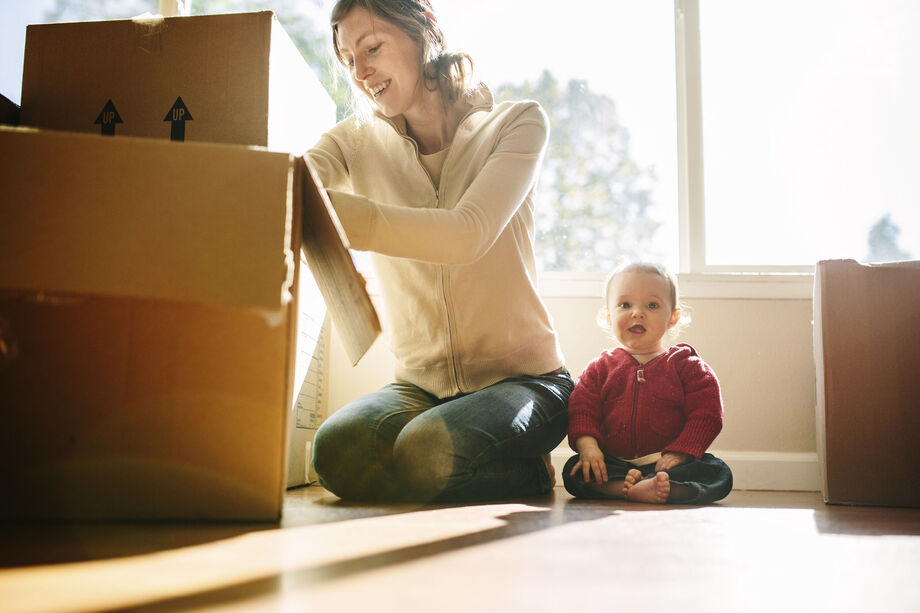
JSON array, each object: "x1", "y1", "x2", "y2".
[
  {"x1": 618, "y1": 302, "x2": 631, "y2": 309},
  {"x1": 648, "y1": 302, "x2": 660, "y2": 309}
]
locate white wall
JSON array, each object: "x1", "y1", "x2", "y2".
[{"x1": 326, "y1": 294, "x2": 819, "y2": 491}]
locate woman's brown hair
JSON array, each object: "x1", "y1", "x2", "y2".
[{"x1": 330, "y1": 0, "x2": 476, "y2": 109}]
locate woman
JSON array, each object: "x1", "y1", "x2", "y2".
[{"x1": 308, "y1": 0, "x2": 571, "y2": 503}]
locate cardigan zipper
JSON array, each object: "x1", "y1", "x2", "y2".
[
  {"x1": 373, "y1": 99, "x2": 491, "y2": 395},
  {"x1": 388, "y1": 103, "x2": 488, "y2": 394},
  {"x1": 631, "y1": 365, "x2": 645, "y2": 459}
]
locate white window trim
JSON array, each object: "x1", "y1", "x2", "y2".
[
  {"x1": 538, "y1": 271, "x2": 814, "y2": 300},
  {"x1": 672, "y1": 0, "x2": 816, "y2": 292},
  {"x1": 675, "y1": 0, "x2": 706, "y2": 276},
  {"x1": 539, "y1": 1, "x2": 815, "y2": 299}
]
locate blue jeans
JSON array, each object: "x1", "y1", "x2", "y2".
[
  {"x1": 562, "y1": 452, "x2": 733, "y2": 504},
  {"x1": 311, "y1": 370, "x2": 574, "y2": 503}
]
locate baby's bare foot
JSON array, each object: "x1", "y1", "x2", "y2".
[
  {"x1": 625, "y1": 471, "x2": 670, "y2": 504},
  {"x1": 622, "y1": 468, "x2": 643, "y2": 496}
]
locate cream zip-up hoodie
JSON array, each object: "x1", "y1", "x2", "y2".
[{"x1": 307, "y1": 86, "x2": 564, "y2": 398}]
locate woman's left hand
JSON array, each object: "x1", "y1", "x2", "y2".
[{"x1": 655, "y1": 451, "x2": 692, "y2": 472}]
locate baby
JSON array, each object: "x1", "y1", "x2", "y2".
[{"x1": 563, "y1": 263, "x2": 733, "y2": 504}]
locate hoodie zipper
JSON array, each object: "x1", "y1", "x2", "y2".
[
  {"x1": 631, "y1": 365, "x2": 646, "y2": 459},
  {"x1": 382, "y1": 101, "x2": 490, "y2": 394}
]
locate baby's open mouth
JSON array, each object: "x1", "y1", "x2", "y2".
[{"x1": 628, "y1": 325, "x2": 646, "y2": 334}]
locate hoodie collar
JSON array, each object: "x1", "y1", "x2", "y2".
[{"x1": 374, "y1": 83, "x2": 494, "y2": 137}]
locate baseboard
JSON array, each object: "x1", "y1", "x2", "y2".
[{"x1": 549, "y1": 449, "x2": 820, "y2": 492}]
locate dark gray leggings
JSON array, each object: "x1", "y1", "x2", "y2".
[{"x1": 562, "y1": 452, "x2": 733, "y2": 504}]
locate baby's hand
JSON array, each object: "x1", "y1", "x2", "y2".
[
  {"x1": 656, "y1": 451, "x2": 692, "y2": 472},
  {"x1": 571, "y1": 446, "x2": 608, "y2": 483}
]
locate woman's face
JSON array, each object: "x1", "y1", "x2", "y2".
[{"x1": 336, "y1": 7, "x2": 424, "y2": 118}]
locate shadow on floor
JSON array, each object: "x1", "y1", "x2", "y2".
[{"x1": 101, "y1": 493, "x2": 621, "y2": 612}]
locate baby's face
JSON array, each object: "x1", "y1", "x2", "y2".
[{"x1": 606, "y1": 271, "x2": 679, "y2": 357}]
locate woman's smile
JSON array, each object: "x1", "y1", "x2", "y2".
[{"x1": 369, "y1": 79, "x2": 391, "y2": 99}]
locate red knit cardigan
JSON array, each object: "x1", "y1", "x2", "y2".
[{"x1": 567, "y1": 344, "x2": 723, "y2": 459}]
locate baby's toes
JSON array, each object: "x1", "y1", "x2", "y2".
[{"x1": 654, "y1": 471, "x2": 671, "y2": 502}]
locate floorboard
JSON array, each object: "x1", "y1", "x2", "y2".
[{"x1": 2, "y1": 487, "x2": 919, "y2": 613}]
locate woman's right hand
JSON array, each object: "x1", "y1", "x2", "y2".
[{"x1": 571, "y1": 438, "x2": 608, "y2": 483}]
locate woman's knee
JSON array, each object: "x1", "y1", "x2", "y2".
[
  {"x1": 311, "y1": 410, "x2": 375, "y2": 485},
  {"x1": 392, "y1": 415, "x2": 456, "y2": 500}
]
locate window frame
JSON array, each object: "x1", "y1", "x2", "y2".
[
  {"x1": 540, "y1": 0, "x2": 815, "y2": 300},
  {"x1": 675, "y1": 0, "x2": 815, "y2": 278}
]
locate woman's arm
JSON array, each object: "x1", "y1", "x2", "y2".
[
  {"x1": 307, "y1": 132, "x2": 353, "y2": 194},
  {"x1": 325, "y1": 103, "x2": 549, "y2": 264}
]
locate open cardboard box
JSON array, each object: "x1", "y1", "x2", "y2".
[
  {"x1": 814, "y1": 259, "x2": 920, "y2": 507},
  {"x1": 13, "y1": 9, "x2": 346, "y2": 494},
  {"x1": 0, "y1": 126, "x2": 378, "y2": 520}
]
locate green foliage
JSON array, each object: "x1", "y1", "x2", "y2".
[
  {"x1": 866, "y1": 213, "x2": 911, "y2": 263},
  {"x1": 494, "y1": 71, "x2": 661, "y2": 272}
]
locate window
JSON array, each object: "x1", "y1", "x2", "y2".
[
  {"x1": 442, "y1": 0, "x2": 679, "y2": 275},
  {"x1": 695, "y1": 0, "x2": 919, "y2": 271}
]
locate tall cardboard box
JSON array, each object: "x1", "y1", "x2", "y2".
[
  {"x1": 20, "y1": 11, "x2": 330, "y2": 154},
  {"x1": 19, "y1": 11, "x2": 341, "y2": 488},
  {"x1": 813, "y1": 259, "x2": 920, "y2": 507},
  {"x1": 0, "y1": 126, "x2": 377, "y2": 519}
]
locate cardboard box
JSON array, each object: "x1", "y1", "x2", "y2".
[
  {"x1": 20, "y1": 10, "x2": 343, "y2": 489},
  {"x1": 20, "y1": 11, "x2": 331, "y2": 153},
  {"x1": 0, "y1": 93, "x2": 19, "y2": 125},
  {"x1": 0, "y1": 126, "x2": 378, "y2": 519},
  {"x1": 813, "y1": 259, "x2": 920, "y2": 507}
]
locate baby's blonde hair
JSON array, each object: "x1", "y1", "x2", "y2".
[{"x1": 597, "y1": 262, "x2": 690, "y2": 337}]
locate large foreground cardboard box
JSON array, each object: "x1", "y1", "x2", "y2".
[
  {"x1": 0, "y1": 126, "x2": 378, "y2": 519},
  {"x1": 19, "y1": 10, "x2": 339, "y2": 488},
  {"x1": 20, "y1": 11, "x2": 330, "y2": 153},
  {"x1": 813, "y1": 259, "x2": 920, "y2": 507}
]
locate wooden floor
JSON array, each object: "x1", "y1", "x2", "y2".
[{"x1": 2, "y1": 487, "x2": 919, "y2": 613}]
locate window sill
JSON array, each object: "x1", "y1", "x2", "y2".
[{"x1": 538, "y1": 271, "x2": 815, "y2": 300}]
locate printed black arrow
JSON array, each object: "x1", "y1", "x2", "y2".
[
  {"x1": 94, "y1": 99, "x2": 123, "y2": 136},
  {"x1": 163, "y1": 96, "x2": 193, "y2": 141}
]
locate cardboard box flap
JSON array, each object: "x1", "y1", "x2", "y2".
[
  {"x1": 298, "y1": 157, "x2": 380, "y2": 365},
  {"x1": 0, "y1": 126, "x2": 295, "y2": 311}
]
